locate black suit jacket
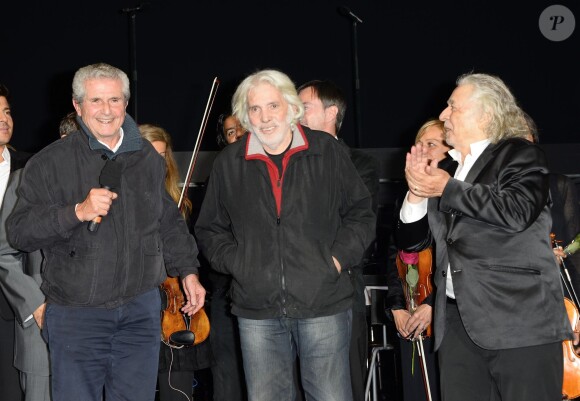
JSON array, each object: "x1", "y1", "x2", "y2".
[
  {"x1": 396, "y1": 138, "x2": 572, "y2": 350},
  {"x1": 338, "y1": 140, "x2": 380, "y2": 315}
]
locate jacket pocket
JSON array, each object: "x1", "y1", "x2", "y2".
[
  {"x1": 489, "y1": 265, "x2": 541, "y2": 275},
  {"x1": 43, "y1": 242, "x2": 101, "y2": 305},
  {"x1": 320, "y1": 242, "x2": 341, "y2": 278},
  {"x1": 137, "y1": 234, "x2": 165, "y2": 290},
  {"x1": 40, "y1": 303, "x2": 50, "y2": 344}
]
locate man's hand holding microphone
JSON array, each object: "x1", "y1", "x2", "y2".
[{"x1": 75, "y1": 159, "x2": 121, "y2": 231}]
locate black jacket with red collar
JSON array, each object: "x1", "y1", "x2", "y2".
[{"x1": 195, "y1": 125, "x2": 376, "y2": 319}]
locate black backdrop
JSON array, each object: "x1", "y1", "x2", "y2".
[{"x1": 2, "y1": 0, "x2": 579, "y2": 153}]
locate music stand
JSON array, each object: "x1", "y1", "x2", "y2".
[{"x1": 364, "y1": 275, "x2": 394, "y2": 401}]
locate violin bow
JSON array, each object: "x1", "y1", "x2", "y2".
[
  {"x1": 178, "y1": 77, "x2": 220, "y2": 211},
  {"x1": 552, "y1": 234, "x2": 580, "y2": 309},
  {"x1": 560, "y1": 258, "x2": 580, "y2": 309},
  {"x1": 415, "y1": 335, "x2": 433, "y2": 401}
]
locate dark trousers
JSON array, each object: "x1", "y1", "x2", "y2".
[
  {"x1": 399, "y1": 336, "x2": 440, "y2": 401},
  {"x1": 350, "y1": 309, "x2": 368, "y2": 401},
  {"x1": 157, "y1": 370, "x2": 194, "y2": 401},
  {"x1": 0, "y1": 317, "x2": 23, "y2": 401},
  {"x1": 209, "y1": 286, "x2": 247, "y2": 401},
  {"x1": 439, "y1": 300, "x2": 563, "y2": 401},
  {"x1": 43, "y1": 289, "x2": 161, "y2": 401}
]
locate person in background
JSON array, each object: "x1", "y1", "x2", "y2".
[
  {"x1": 523, "y1": 113, "x2": 580, "y2": 351},
  {"x1": 195, "y1": 69, "x2": 375, "y2": 401},
  {"x1": 139, "y1": 123, "x2": 192, "y2": 218},
  {"x1": 216, "y1": 112, "x2": 247, "y2": 148},
  {"x1": 139, "y1": 123, "x2": 213, "y2": 401},
  {"x1": 297, "y1": 79, "x2": 379, "y2": 401},
  {"x1": 0, "y1": 171, "x2": 48, "y2": 401},
  {"x1": 387, "y1": 118, "x2": 450, "y2": 401},
  {"x1": 414, "y1": 119, "x2": 451, "y2": 166},
  {"x1": 204, "y1": 112, "x2": 248, "y2": 401},
  {"x1": 0, "y1": 83, "x2": 48, "y2": 401},
  {"x1": 6, "y1": 63, "x2": 206, "y2": 401},
  {"x1": 59, "y1": 111, "x2": 80, "y2": 138},
  {"x1": 396, "y1": 72, "x2": 572, "y2": 401}
]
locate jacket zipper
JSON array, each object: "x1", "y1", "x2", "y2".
[{"x1": 277, "y1": 175, "x2": 287, "y2": 316}]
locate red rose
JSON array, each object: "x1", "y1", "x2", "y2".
[{"x1": 399, "y1": 250, "x2": 419, "y2": 265}]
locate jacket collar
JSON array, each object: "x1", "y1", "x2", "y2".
[
  {"x1": 463, "y1": 138, "x2": 521, "y2": 183},
  {"x1": 244, "y1": 124, "x2": 309, "y2": 161},
  {"x1": 8, "y1": 147, "x2": 32, "y2": 172},
  {"x1": 76, "y1": 114, "x2": 142, "y2": 158}
]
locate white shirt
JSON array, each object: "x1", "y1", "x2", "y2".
[
  {"x1": 97, "y1": 127, "x2": 124, "y2": 152},
  {"x1": 0, "y1": 146, "x2": 11, "y2": 209},
  {"x1": 400, "y1": 139, "x2": 491, "y2": 298}
]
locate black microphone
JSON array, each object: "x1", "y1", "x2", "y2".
[
  {"x1": 87, "y1": 160, "x2": 122, "y2": 232},
  {"x1": 338, "y1": 5, "x2": 363, "y2": 24}
]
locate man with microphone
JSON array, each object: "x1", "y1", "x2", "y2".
[{"x1": 6, "y1": 63, "x2": 205, "y2": 401}]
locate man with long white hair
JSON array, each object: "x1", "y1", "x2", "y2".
[
  {"x1": 396, "y1": 72, "x2": 572, "y2": 401},
  {"x1": 196, "y1": 69, "x2": 375, "y2": 401}
]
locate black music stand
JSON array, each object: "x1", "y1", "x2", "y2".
[{"x1": 364, "y1": 274, "x2": 395, "y2": 401}]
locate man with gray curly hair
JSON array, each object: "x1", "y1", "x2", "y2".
[
  {"x1": 195, "y1": 69, "x2": 376, "y2": 401},
  {"x1": 396, "y1": 72, "x2": 572, "y2": 401}
]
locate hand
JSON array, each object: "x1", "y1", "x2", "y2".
[
  {"x1": 553, "y1": 246, "x2": 567, "y2": 265},
  {"x1": 405, "y1": 143, "x2": 450, "y2": 199},
  {"x1": 404, "y1": 304, "x2": 432, "y2": 339},
  {"x1": 332, "y1": 256, "x2": 342, "y2": 273},
  {"x1": 75, "y1": 188, "x2": 118, "y2": 222},
  {"x1": 180, "y1": 274, "x2": 206, "y2": 316},
  {"x1": 33, "y1": 303, "x2": 46, "y2": 329},
  {"x1": 405, "y1": 143, "x2": 429, "y2": 203},
  {"x1": 392, "y1": 309, "x2": 412, "y2": 338}
]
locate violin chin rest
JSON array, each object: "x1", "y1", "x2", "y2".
[{"x1": 169, "y1": 330, "x2": 195, "y2": 346}]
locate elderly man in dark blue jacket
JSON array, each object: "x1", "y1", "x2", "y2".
[
  {"x1": 195, "y1": 69, "x2": 376, "y2": 401},
  {"x1": 7, "y1": 63, "x2": 205, "y2": 401}
]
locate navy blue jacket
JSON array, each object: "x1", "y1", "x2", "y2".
[{"x1": 7, "y1": 115, "x2": 199, "y2": 308}]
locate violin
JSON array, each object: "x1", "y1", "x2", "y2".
[
  {"x1": 395, "y1": 247, "x2": 434, "y2": 337},
  {"x1": 160, "y1": 276, "x2": 210, "y2": 346},
  {"x1": 550, "y1": 233, "x2": 580, "y2": 400},
  {"x1": 562, "y1": 297, "x2": 580, "y2": 400},
  {"x1": 160, "y1": 77, "x2": 219, "y2": 347},
  {"x1": 395, "y1": 247, "x2": 435, "y2": 401}
]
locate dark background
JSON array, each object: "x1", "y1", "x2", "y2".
[
  {"x1": 3, "y1": 4, "x2": 577, "y2": 399},
  {"x1": 2, "y1": 0, "x2": 578, "y2": 154}
]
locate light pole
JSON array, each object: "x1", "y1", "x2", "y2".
[
  {"x1": 121, "y1": 3, "x2": 147, "y2": 122},
  {"x1": 338, "y1": 5, "x2": 364, "y2": 147}
]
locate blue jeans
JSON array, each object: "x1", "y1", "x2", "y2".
[
  {"x1": 43, "y1": 288, "x2": 161, "y2": 401},
  {"x1": 238, "y1": 310, "x2": 353, "y2": 401}
]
